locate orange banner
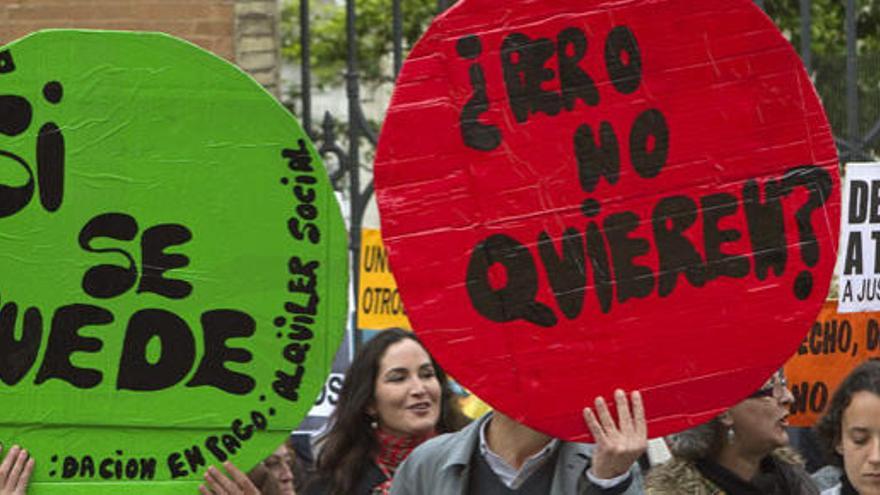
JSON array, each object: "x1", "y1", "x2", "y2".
[{"x1": 784, "y1": 301, "x2": 880, "y2": 426}]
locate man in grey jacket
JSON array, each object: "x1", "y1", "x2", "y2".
[{"x1": 390, "y1": 389, "x2": 646, "y2": 495}]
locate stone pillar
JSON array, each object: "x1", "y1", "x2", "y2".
[{"x1": 234, "y1": 0, "x2": 281, "y2": 98}]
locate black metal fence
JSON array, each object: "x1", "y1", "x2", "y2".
[{"x1": 290, "y1": 0, "x2": 880, "y2": 348}]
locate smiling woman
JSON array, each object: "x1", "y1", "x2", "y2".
[
  {"x1": 646, "y1": 370, "x2": 819, "y2": 495},
  {"x1": 303, "y1": 329, "x2": 468, "y2": 495},
  {"x1": 368, "y1": 338, "x2": 443, "y2": 438}
]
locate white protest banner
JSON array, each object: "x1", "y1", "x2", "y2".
[{"x1": 839, "y1": 162, "x2": 880, "y2": 312}]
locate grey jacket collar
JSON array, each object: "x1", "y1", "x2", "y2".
[{"x1": 438, "y1": 413, "x2": 593, "y2": 477}]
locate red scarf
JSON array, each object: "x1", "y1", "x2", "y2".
[{"x1": 372, "y1": 428, "x2": 436, "y2": 495}]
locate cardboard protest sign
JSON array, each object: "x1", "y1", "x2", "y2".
[
  {"x1": 0, "y1": 31, "x2": 347, "y2": 492},
  {"x1": 785, "y1": 301, "x2": 880, "y2": 426},
  {"x1": 358, "y1": 228, "x2": 412, "y2": 330},
  {"x1": 374, "y1": 0, "x2": 841, "y2": 440},
  {"x1": 838, "y1": 163, "x2": 880, "y2": 312}
]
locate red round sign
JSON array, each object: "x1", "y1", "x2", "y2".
[{"x1": 375, "y1": 0, "x2": 840, "y2": 440}]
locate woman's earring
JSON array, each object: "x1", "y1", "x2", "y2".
[
  {"x1": 369, "y1": 416, "x2": 378, "y2": 429},
  {"x1": 726, "y1": 427, "x2": 735, "y2": 444}
]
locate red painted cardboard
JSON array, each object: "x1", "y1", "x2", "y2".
[{"x1": 374, "y1": 0, "x2": 840, "y2": 441}]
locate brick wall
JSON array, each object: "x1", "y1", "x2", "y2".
[{"x1": 0, "y1": 0, "x2": 280, "y2": 96}]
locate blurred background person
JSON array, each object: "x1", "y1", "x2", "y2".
[
  {"x1": 201, "y1": 440, "x2": 307, "y2": 495},
  {"x1": 647, "y1": 370, "x2": 818, "y2": 494},
  {"x1": 303, "y1": 328, "x2": 468, "y2": 495},
  {"x1": 814, "y1": 359, "x2": 880, "y2": 495},
  {"x1": 246, "y1": 441, "x2": 302, "y2": 495}
]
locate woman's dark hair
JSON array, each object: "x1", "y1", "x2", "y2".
[
  {"x1": 815, "y1": 359, "x2": 880, "y2": 466},
  {"x1": 310, "y1": 329, "x2": 468, "y2": 495}
]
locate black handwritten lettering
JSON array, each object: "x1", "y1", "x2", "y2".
[
  {"x1": 232, "y1": 419, "x2": 253, "y2": 441},
  {"x1": 0, "y1": 302, "x2": 42, "y2": 385},
  {"x1": 272, "y1": 367, "x2": 306, "y2": 402},
  {"x1": 604, "y1": 212, "x2": 654, "y2": 303},
  {"x1": 282, "y1": 140, "x2": 313, "y2": 173},
  {"x1": 629, "y1": 109, "x2": 669, "y2": 179},
  {"x1": 585, "y1": 220, "x2": 614, "y2": 313},
  {"x1": 780, "y1": 166, "x2": 833, "y2": 299},
  {"x1": 574, "y1": 122, "x2": 620, "y2": 192},
  {"x1": 205, "y1": 437, "x2": 226, "y2": 463},
  {"x1": 743, "y1": 178, "x2": 787, "y2": 280},
  {"x1": 466, "y1": 234, "x2": 557, "y2": 327},
  {"x1": 36, "y1": 120, "x2": 64, "y2": 212},
  {"x1": 137, "y1": 224, "x2": 193, "y2": 299},
  {"x1": 557, "y1": 27, "x2": 599, "y2": 111},
  {"x1": 464, "y1": 166, "x2": 831, "y2": 326},
  {"x1": 652, "y1": 196, "x2": 706, "y2": 296},
  {"x1": 187, "y1": 310, "x2": 256, "y2": 395},
  {"x1": 538, "y1": 229, "x2": 586, "y2": 319},
  {"x1": 501, "y1": 33, "x2": 561, "y2": 123},
  {"x1": 167, "y1": 453, "x2": 187, "y2": 479},
  {"x1": 0, "y1": 95, "x2": 34, "y2": 218},
  {"x1": 702, "y1": 193, "x2": 749, "y2": 281},
  {"x1": 604, "y1": 26, "x2": 642, "y2": 94},
  {"x1": 79, "y1": 213, "x2": 138, "y2": 299},
  {"x1": 221, "y1": 434, "x2": 241, "y2": 456},
  {"x1": 183, "y1": 447, "x2": 205, "y2": 475},
  {"x1": 117, "y1": 309, "x2": 196, "y2": 391},
  {"x1": 458, "y1": 35, "x2": 502, "y2": 151},
  {"x1": 34, "y1": 304, "x2": 113, "y2": 388}
]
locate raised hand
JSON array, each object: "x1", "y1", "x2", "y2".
[
  {"x1": 199, "y1": 462, "x2": 261, "y2": 495},
  {"x1": 0, "y1": 445, "x2": 34, "y2": 495},
  {"x1": 583, "y1": 389, "x2": 647, "y2": 480}
]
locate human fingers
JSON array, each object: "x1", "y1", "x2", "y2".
[
  {"x1": 6, "y1": 449, "x2": 28, "y2": 490},
  {"x1": 205, "y1": 466, "x2": 236, "y2": 495},
  {"x1": 631, "y1": 390, "x2": 647, "y2": 438},
  {"x1": 594, "y1": 396, "x2": 618, "y2": 436},
  {"x1": 223, "y1": 462, "x2": 258, "y2": 495},
  {"x1": 614, "y1": 389, "x2": 634, "y2": 435},
  {"x1": 0, "y1": 445, "x2": 18, "y2": 486},
  {"x1": 199, "y1": 484, "x2": 214, "y2": 495},
  {"x1": 14, "y1": 457, "x2": 33, "y2": 495},
  {"x1": 583, "y1": 407, "x2": 607, "y2": 444}
]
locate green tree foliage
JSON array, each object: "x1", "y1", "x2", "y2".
[
  {"x1": 765, "y1": 0, "x2": 880, "y2": 158},
  {"x1": 283, "y1": 0, "x2": 880, "y2": 156},
  {"x1": 282, "y1": 0, "x2": 436, "y2": 89}
]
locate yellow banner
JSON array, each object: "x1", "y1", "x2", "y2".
[{"x1": 357, "y1": 229, "x2": 412, "y2": 330}]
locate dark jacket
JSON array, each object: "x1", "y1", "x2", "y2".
[{"x1": 303, "y1": 461, "x2": 386, "y2": 495}]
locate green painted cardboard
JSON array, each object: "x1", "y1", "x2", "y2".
[{"x1": 0, "y1": 30, "x2": 347, "y2": 493}]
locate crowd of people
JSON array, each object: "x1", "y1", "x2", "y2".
[{"x1": 4, "y1": 333, "x2": 879, "y2": 494}]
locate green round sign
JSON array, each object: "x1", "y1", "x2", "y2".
[{"x1": 0, "y1": 30, "x2": 347, "y2": 493}]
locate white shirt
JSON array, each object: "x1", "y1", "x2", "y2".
[{"x1": 477, "y1": 417, "x2": 631, "y2": 489}]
